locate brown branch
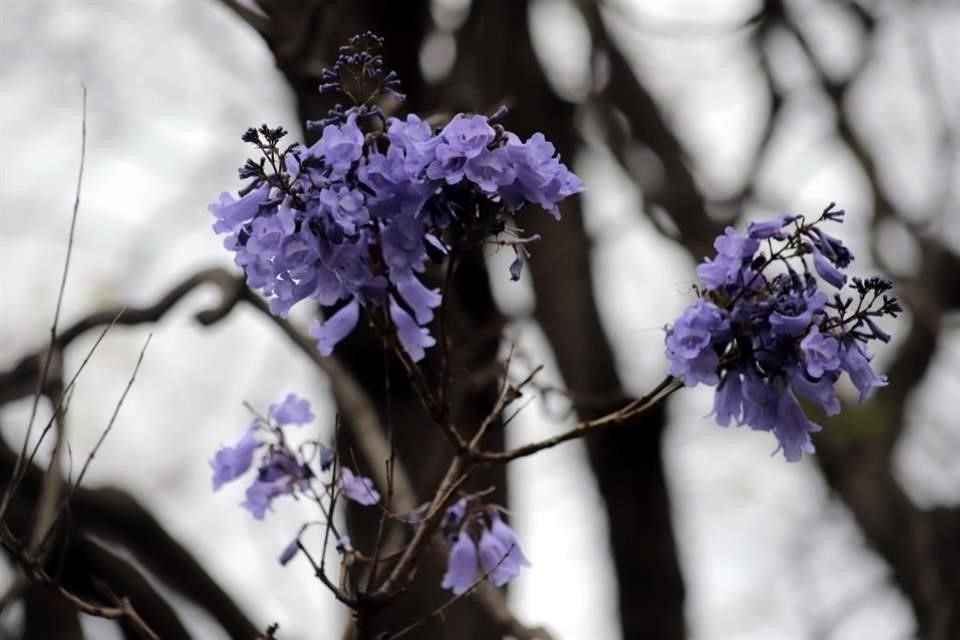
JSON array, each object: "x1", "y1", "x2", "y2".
[{"x1": 476, "y1": 376, "x2": 681, "y2": 463}]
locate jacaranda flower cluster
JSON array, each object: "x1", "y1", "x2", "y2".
[
  {"x1": 210, "y1": 393, "x2": 379, "y2": 519},
  {"x1": 439, "y1": 495, "x2": 530, "y2": 595},
  {"x1": 665, "y1": 204, "x2": 901, "y2": 461},
  {"x1": 209, "y1": 33, "x2": 582, "y2": 361}
]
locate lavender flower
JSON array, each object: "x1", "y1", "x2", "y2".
[
  {"x1": 489, "y1": 511, "x2": 531, "y2": 571},
  {"x1": 440, "y1": 501, "x2": 529, "y2": 594},
  {"x1": 340, "y1": 468, "x2": 380, "y2": 505},
  {"x1": 666, "y1": 204, "x2": 900, "y2": 461},
  {"x1": 212, "y1": 394, "x2": 383, "y2": 520},
  {"x1": 278, "y1": 537, "x2": 300, "y2": 566},
  {"x1": 210, "y1": 37, "x2": 582, "y2": 362},
  {"x1": 441, "y1": 534, "x2": 479, "y2": 595},
  {"x1": 477, "y1": 529, "x2": 520, "y2": 587},
  {"x1": 210, "y1": 425, "x2": 260, "y2": 491},
  {"x1": 800, "y1": 326, "x2": 840, "y2": 378},
  {"x1": 269, "y1": 393, "x2": 315, "y2": 426}
]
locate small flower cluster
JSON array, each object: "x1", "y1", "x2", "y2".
[
  {"x1": 210, "y1": 394, "x2": 380, "y2": 519},
  {"x1": 439, "y1": 495, "x2": 530, "y2": 595},
  {"x1": 665, "y1": 204, "x2": 901, "y2": 461},
  {"x1": 209, "y1": 34, "x2": 582, "y2": 361}
]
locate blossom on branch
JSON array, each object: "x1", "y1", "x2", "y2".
[
  {"x1": 209, "y1": 34, "x2": 582, "y2": 362},
  {"x1": 665, "y1": 205, "x2": 901, "y2": 461}
]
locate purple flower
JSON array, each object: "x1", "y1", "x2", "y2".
[
  {"x1": 318, "y1": 445, "x2": 335, "y2": 472},
  {"x1": 319, "y1": 185, "x2": 370, "y2": 235},
  {"x1": 800, "y1": 326, "x2": 841, "y2": 378},
  {"x1": 669, "y1": 210, "x2": 899, "y2": 462},
  {"x1": 389, "y1": 297, "x2": 436, "y2": 362},
  {"x1": 340, "y1": 468, "x2": 380, "y2": 505},
  {"x1": 240, "y1": 449, "x2": 310, "y2": 519},
  {"x1": 748, "y1": 215, "x2": 792, "y2": 239},
  {"x1": 269, "y1": 394, "x2": 315, "y2": 426},
  {"x1": 441, "y1": 533, "x2": 479, "y2": 595},
  {"x1": 696, "y1": 227, "x2": 760, "y2": 290},
  {"x1": 242, "y1": 478, "x2": 293, "y2": 520},
  {"x1": 440, "y1": 114, "x2": 494, "y2": 158},
  {"x1": 245, "y1": 205, "x2": 296, "y2": 256},
  {"x1": 465, "y1": 147, "x2": 516, "y2": 193},
  {"x1": 788, "y1": 366, "x2": 840, "y2": 416},
  {"x1": 713, "y1": 372, "x2": 744, "y2": 427},
  {"x1": 769, "y1": 290, "x2": 827, "y2": 336},
  {"x1": 209, "y1": 184, "x2": 269, "y2": 234},
  {"x1": 665, "y1": 300, "x2": 729, "y2": 387},
  {"x1": 210, "y1": 425, "x2": 261, "y2": 491},
  {"x1": 839, "y1": 341, "x2": 887, "y2": 402},
  {"x1": 443, "y1": 498, "x2": 468, "y2": 541},
  {"x1": 811, "y1": 245, "x2": 847, "y2": 288},
  {"x1": 773, "y1": 389, "x2": 821, "y2": 462},
  {"x1": 497, "y1": 132, "x2": 583, "y2": 219},
  {"x1": 310, "y1": 300, "x2": 361, "y2": 356},
  {"x1": 477, "y1": 528, "x2": 521, "y2": 588},
  {"x1": 278, "y1": 537, "x2": 300, "y2": 566},
  {"x1": 426, "y1": 114, "x2": 495, "y2": 184},
  {"x1": 489, "y1": 512, "x2": 531, "y2": 571},
  {"x1": 741, "y1": 369, "x2": 779, "y2": 431},
  {"x1": 310, "y1": 113, "x2": 364, "y2": 177},
  {"x1": 809, "y1": 227, "x2": 852, "y2": 268}
]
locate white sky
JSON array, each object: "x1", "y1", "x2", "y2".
[{"x1": 1, "y1": 1, "x2": 958, "y2": 639}]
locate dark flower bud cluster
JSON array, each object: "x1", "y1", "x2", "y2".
[
  {"x1": 439, "y1": 495, "x2": 530, "y2": 595},
  {"x1": 209, "y1": 35, "x2": 582, "y2": 362},
  {"x1": 313, "y1": 30, "x2": 404, "y2": 128},
  {"x1": 210, "y1": 394, "x2": 379, "y2": 521},
  {"x1": 665, "y1": 204, "x2": 901, "y2": 461}
]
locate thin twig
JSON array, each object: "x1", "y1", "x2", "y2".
[
  {"x1": 477, "y1": 376, "x2": 681, "y2": 463},
  {"x1": 71, "y1": 333, "x2": 152, "y2": 492},
  {"x1": 1, "y1": 87, "x2": 87, "y2": 524},
  {"x1": 383, "y1": 544, "x2": 517, "y2": 640}
]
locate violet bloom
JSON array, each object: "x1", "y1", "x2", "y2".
[
  {"x1": 441, "y1": 533, "x2": 479, "y2": 595},
  {"x1": 389, "y1": 297, "x2": 436, "y2": 362},
  {"x1": 209, "y1": 184, "x2": 269, "y2": 234},
  {"x1": 665, "y1": 300, "x2": 729, "y2": 387},
  {"x1": 713, "y1": 372, "x2": 744, "y2": 427},
  {"x1": 696, "y1": 227, "x2": 760, "y2": 290},
  {"x1": 741, "y1": 370, "x2": 779, "y2": 432},
  {"x1": 241, "y1": 450, "x2": 310, "y2": 519},
  {"x1": 278, "y1": 537, "x2": 300, "y2": 566},
  {"x1": 839, "y1": 341, "x2": 888, "y2": 402},
  {"x1": 242, "y1": 478, "x2": 293, "y2": 520},
  {"x1": 427, "y1": 115, "x2": 495, "y2": 184},
  {"x1": 319, "y1": 185, "x2": 370, "y2": 235},
  {"x1": 489, "y1": 512, "x2": 531, "y2": 572},
  {"x1": 210, "y1": 425, "x2": 261, "y2": 491},
  {"x1": 773, "y1": 389, "x2": 821, "y2": 462},
  {"x1": 310, "y1": 300, "x2": 360, "y2": 356},
  {"x1": 477, "y1": 528, "x2": 519, "y2": 588},
  {"x1": 443, "y1": 498, "x2": 468, "y2": 541},
  {"x1": 811, "y1": 245, "x2": 847, "y2": 288},
  {"x1": 769, "y1": 290, "x2": 827, "y2": 336},
  {"x1": 465, "y1": 147, "x2": 516, "y2": 193},
  {"x1": 318, "y1": 445, "x2": 335, "y2": 472},
  {"x1": 269, "y1": 394, "x2": 315, "y2": 426},
  {"x1": 800, "y1": 326, "x2": 841, "y2": 378},
  {"x1": 340, "y1": 468, "x2": 380, "y2": 505},
  {"x1": 310, "y1": 113, "x2": 364, "y2": 177},
  {"x1": 747, "y1": 215, "x2": 792, "y2": 240},
  {"x1": 788, "y1": 367, "x2": 841, "y2": 416}
]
